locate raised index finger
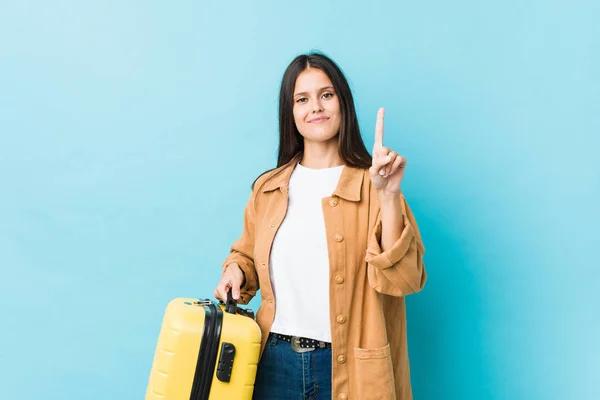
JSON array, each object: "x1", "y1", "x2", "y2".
[{"x1": 374, "y1": 107, "x2": 385, "y2": 149}]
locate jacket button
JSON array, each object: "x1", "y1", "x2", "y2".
[
  {"x1": 335, "y1": 234, "x2": 344, "y2": 242},
  {"x1": 329, "y1": 197, "x2": 338, "y2": 207},
  {"x1": 334, "y1": 275, "x2": 344, "y2": 284},
  {"x1": 337, "y1": 354, "x2": 346, "y2": 364},
  {"x1": 336, "y1": 315, "x2": 346, "y2": 324},
  {"x1": 338, "y1": 393, "x2": 348, "y2": 399}
]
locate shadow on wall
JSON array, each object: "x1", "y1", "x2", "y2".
[{"x1": 407, "y1": 198, "x2": 493, "y2": 400}]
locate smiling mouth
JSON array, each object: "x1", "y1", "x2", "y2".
[{"x1": 309, "y1": 117, "x2": 329, "y2": 123}]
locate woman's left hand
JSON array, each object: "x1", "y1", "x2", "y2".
[{"x1": 369, "y1": 107, "x2": 406, "y2": 194}]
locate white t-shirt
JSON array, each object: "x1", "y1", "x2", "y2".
[{"x1": 269, "y1": 162, "x2": 344, "y2": 342}]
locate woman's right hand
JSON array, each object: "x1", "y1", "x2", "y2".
[{"x1": 214, "y1": 263, "x2": 245, "y2": 302}]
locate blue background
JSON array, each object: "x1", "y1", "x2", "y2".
[{"x1": 1, "y1": 1, "x2": 598, "y2": 399}]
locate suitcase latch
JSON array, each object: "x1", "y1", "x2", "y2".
[{"x1": 216, "y1": 342, "x2": 236, "y2": 382}]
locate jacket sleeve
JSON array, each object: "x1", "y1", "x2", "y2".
[
  {"x1": 364, "y1": 195, "x2": 427, "y2": 296},
  {"x1": 221, "y1": 191, "x2": 260, "y2": 305}
]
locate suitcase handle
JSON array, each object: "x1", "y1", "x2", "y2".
[
  {"x1": 225, "y1": 289, "x2": 237, "y2": 314},
  {"x1": 217, "y1": 290, "x2": 255, "y2": 319}
]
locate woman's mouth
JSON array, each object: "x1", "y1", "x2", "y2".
[{"x1": 309, "y1": 117, "x2": 329, "y2": 123}]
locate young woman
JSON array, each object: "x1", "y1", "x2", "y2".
[{"x1": 214, "y1": 52, "x2": 427, "y2": 400}]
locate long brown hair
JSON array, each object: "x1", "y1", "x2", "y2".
[{"x1": 253, "y1": 51, "x2": 372, "y2": 189}]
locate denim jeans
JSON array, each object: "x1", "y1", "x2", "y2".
[{"x1": 252, "y1": 333, "x2": 332, "y2": 400}]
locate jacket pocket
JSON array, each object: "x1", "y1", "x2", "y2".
[{"x1": 353, "y1": 344, "x2": 397, "y2": 400}]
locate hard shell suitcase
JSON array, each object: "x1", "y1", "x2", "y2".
[{"x1": 145, "y1": 293, "x2": 262, "y2": 400}]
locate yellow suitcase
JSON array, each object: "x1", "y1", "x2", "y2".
[{"x1": 145, "y1": 293, "x2": 262, "y2": 400}]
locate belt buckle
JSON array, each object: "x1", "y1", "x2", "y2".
[{"x1": 291, "y1": 336, "x2": 314, "y2": 353}]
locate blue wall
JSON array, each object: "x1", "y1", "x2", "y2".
[{"x1": 1, "y1": 1, "x2": 598, "y2": 399}]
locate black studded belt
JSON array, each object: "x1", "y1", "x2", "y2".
[{"x1": 272, "y1": 333, "x2": 332, "y2": 352}]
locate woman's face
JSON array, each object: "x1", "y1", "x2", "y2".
[{"x1": 292, "y1": 68, "x2": 342, "y2": 144}]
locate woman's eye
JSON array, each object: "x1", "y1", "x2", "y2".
[{"x1": 296, "y1": 93, "x2": 333, "y2": 103}]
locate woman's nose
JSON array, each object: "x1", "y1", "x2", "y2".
[{"x1": 312, "y1": 101, "x2": 324, "y2": 113}]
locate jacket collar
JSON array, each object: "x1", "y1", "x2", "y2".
[{"x1": 261, "y1": 154, "x2": 364, "y2": 202}]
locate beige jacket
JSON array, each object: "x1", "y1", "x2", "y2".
[{"x1": 221, "y1": 155, "x2": 427, "y2": 400}]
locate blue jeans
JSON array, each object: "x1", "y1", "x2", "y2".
[{"x1": 252, "y1": 333, "x2": 332, "y2": 400}]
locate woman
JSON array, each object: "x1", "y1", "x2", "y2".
[{"x1": 214, "y1": 52, "x2": 427, "y2": 400}]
